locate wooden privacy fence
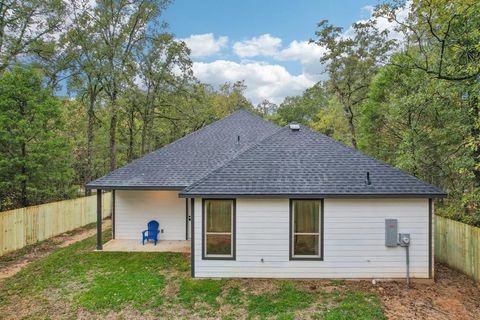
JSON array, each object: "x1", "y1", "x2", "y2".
[
  {"x1": 435, "y1": 215, "x2": 480, "y2": 282},
  {"x1": 0, "y1": 193, "x2": 111, "y2": 256}
]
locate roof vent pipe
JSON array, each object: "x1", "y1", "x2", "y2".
[
  {"x1": 237, "y1": 135, "x2": 240, "y2": 144},
  {"x1": 366, "y1": 171, "x2": 371, "y2": 185},
  {"x1": 289, "y1": 123, "x2": 300, "y2": 131}
]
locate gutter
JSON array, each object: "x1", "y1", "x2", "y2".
[{"x1": 177, "y1": 192, "x2": 448, "y2": 199}]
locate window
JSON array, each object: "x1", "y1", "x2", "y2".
[
  {"x1": 290, "y1": 199, "x2": 323, "y2": 260},
  {"x1": 203, "y1": 199, "x2": 235, "y2": 259}
]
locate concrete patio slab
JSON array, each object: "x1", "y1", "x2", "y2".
[{"x1": 102, "y1": 239, "x2": 190, "y2": 253}]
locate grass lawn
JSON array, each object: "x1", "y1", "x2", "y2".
[{"x1": 0, "y1": 231, "x2": 386, "y2": 319}]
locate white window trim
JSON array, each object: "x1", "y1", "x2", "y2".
[
  {"x1": 291, "y1": 200, "x2": 321, "y2": 258},
  {"x1": 204, "y1": 200, "x2": 234, "y2": 258}
]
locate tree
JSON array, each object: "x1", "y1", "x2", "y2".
[
  {"x1": 0, "y1": 66, "x2": 74, "y2": 210},
  {"x1": 375, "y1": 0, "x2": 480, "y2": 210},
  {"x1": 256, "y1": 99, "x2": 277, "y2": 117},
  {"x1": 66, "y1": 2, "x2": 105, "y2": 195},
  {"x1": 0, "y1": 0, "x2": 68, "y2": 73},
  {"x1": 313, "y1": 20, "x2": 395, "y2": 148},
  {"x1": 275, "y1": 82, "x2": 329, "y2": 125},
  {"x1": 136, "y1": 33, "x2": 192, "y2": 154},
  {"x1": 93, "y1": 0, "x2": 171, "y2": 171},
  {"x1": 212, "y1": 81, "x2": 254, "y2": 117},
  {"x1": 310, "y1": 96, "x2": 351, "y2": 145},
  {"x1": 375, "y1": 0, "x2": 480, "y2": 82},
  {"x1": 359, "y1": 62, "x2": 473, "y2": 209}
]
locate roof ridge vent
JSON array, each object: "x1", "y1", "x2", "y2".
[{"x1": 289, "y1": 123, "x2": 300, "y2": 131}]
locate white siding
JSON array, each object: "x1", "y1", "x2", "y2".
[
  {"x1": 193, "y1": 198, "x2": 430, "y2": 279},
  {"x1": 115, "y1": 190, "x2": 186, "y2": 240}
]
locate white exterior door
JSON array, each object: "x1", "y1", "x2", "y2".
[{"x1": 187, "y1": 199, "x2": 192, "y2": 240}]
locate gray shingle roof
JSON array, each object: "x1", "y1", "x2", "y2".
[
  {"x1": 87, "y1": 109, "x2": 281, "y2": 189},
  {"x1": 180, "y1": 124, "x2": 446, "y2": 198}
]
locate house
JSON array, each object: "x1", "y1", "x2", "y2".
[{"x1": 87, "y1": 109, "x2": 446, "y2": 279}]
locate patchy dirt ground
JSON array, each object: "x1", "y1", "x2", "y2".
[
  {"x1": 373, "y1": 263, "x2": 480, "y2": 320},
  {"x1": 0, "y1": 219, "x2": 111, "y2": 280}
]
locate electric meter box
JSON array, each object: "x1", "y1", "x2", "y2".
[
  {"x1": 399, "y1": 233, "x2": 411, "y2": 247},
  {"x1": 385, "y1": 219, "x2": 398, "y2": 247}
]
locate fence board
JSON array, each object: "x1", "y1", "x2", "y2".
[
  {"x1": 435, "y1": 215, "x2": 480, "y2": 282},
  {"x1": 0, "y1": 192, "x2": 111, "y2": 256}
]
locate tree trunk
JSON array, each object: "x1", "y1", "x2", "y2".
[
  {"x1": 85, "y1": 93, "x2": 95, "y2": 196},
  {"x1": 407, "y1": 108, "x2": 418, "y2": 176},
  {"x1": 19, "y1": 101, "x2": 28, "y2": 207},
  {"x1": 339, "y1": 95, "x2": 358, "y2": 149},
  {"x1": 346, "y1": 112, "x2": 358, "y2": 149},
  {"x1": 147, "y1": 118, "x2": 154, "y2": 152},
  {"x1": 20, "y1": 141, "x2": 28, "y2": 207},
  {"x1": 127, "y1": 108, "x2": 135, "y2": 162},
  {"x1": 109, "y1": 91, "x2": 118, "y2": 171},
  {"x1": 110, "y1": 113, "x2": 117, "y2": 171},
  {"x1": 141, "y1": 105, "x2": 148, "y2": 155}
]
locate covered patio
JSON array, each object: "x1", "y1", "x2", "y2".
[
  {"x1": 93, "y1": 189, "x2": 193, "y2": 252},
  {"x1": 103, "y1": 239, "x2": 190, "y2": 253}
]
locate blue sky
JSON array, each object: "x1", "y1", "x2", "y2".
[{"x1": 162, "y1": 0, "x2": 383, "y2": 104}]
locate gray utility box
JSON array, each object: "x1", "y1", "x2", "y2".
[
  {"x1": 385, "y1": 219, "x2": 398, "y2": 247},
  {"x1": 398, "y1": 233, "x2": 411, "y2": 247}
]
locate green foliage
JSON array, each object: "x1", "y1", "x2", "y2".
[
  {"x1": 76, "y1": 270, "x2": 166, "y2": 311},
  {"x1": 212, "y1": 81, "x2": 255, "y2": 117},
  {"x1": 358, "y1": 63, "x2": 473, "y2": 197},
  {"x1": 0, "y1": 232, "x2": 189, "y2": 312},
  {"x1": 0, "y1": 0, "x2": 68, "y2": 73},
  {"x1": 366, "y1": 0, "x2": 480, "y2": 219},
  {"x1": 1, "y1": 0, "x2": 477, "y2": 229},
  {"x1": 224, "y1": 286, "x2": 243, "y2": 305},
  {"x1": 317, "y1": 291, "x2": 386, "y2": 320},
  {"x1": 0, "y1": 65, "x2": 74, "y2": 210},
  {"x1": 312, "y1": 19, "x2": 396, "y2": 148},
  {"x1": 375, "y1": 0, "x2": 480, "y2": 82},
  {"x1": 284, "y1": 0, "x2": 480, "y2": 225},
  {"x1": 0, "y1": 232, "x2": 386, "y2": 318},
  {"x1": 0, "y1": 0, "x2": 257, "y2": 207},
  {"x1": 275, "y1": 83, "x2": 329, "y2": 125},
  {"x1": 179, "y1": 278, "x2": 225, "y2": 310},
  {"x1": 436, "y1": 205, "x2": 480, "y2": 227},
  {"x1": 247, "y1": 281, "x2": 315, "y2": 319},
  {"x1": 311, "y1": 96, "x2": 351, "y2": 146}
]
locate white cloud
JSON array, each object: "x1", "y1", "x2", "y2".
[
  {"x1": 276, "y1": 40, "x2": 326, "y2": 64},
  {"x1": 180, "y1": 33, "x2": 228, "y2": 57},
  {"x1": 186, "y1": 2, "x2": 412, "y2": 104},
  {"x1": 232, "y1": 35, "x2": 327, "y2": 83},
  {"x1": 233, "y1": 34, "x2": 324, "y2": 64},
  {"x1": 192, "y1": 60, "x2": 315, "y2": 104},
  {"x1": 233, "y1": 34, "x2": 282, "y2": 58}
]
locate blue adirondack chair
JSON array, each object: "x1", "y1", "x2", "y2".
[{"x1": 142, "y1": 220, "x2": 160, "y2": 245}]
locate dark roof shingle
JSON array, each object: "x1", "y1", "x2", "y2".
[
  {"x1": 180, "y1": 125, "x2": 446, "y2": 197},
  {"x1": 87, "y1": 110, "x2": 281, "y2": 189}
]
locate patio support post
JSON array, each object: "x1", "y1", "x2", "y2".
[{"x1": 96, "y1": 189, "x2": 103, "y2": 250}]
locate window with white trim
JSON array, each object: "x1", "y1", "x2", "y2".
[
  {"x1": 203, "y1": 199, "x2": 234, "y2": 259},
  {"x1": 291, "y1": 200, "x2": 322, "y2": 259}
]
